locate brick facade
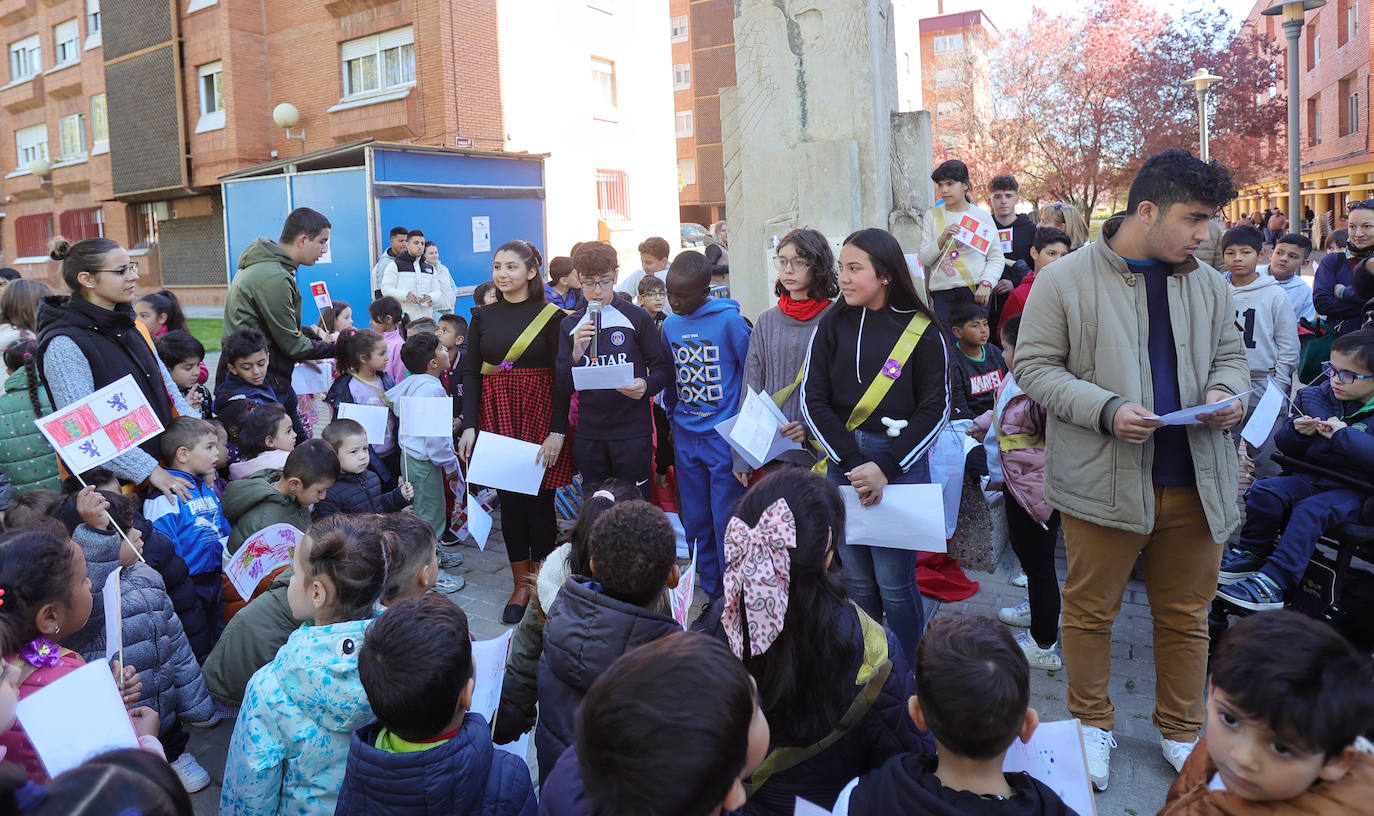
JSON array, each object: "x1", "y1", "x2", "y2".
[{"x1": 676, "y1": 0, "x2": 732, "y2": 228}]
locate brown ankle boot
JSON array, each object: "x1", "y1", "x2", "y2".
[{"x1": 503, "y1": 559, "x2": 534, "y2": 624}]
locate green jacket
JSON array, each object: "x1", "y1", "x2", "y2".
[
  {"x1": 202, "y1": 568, "x2": 297, "y2": 708},
  {"x1": 224, "y1": 239, "x2": 330, "y2": 374},
  {"x1": 222, "y1": 468, "x2": 310, "y2": 556},
  {"x1": 0, "y1": 369, "x2": 59, "y2": 494}
]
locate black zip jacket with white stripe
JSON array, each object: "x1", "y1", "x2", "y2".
[{"x1": 801, "y1": 304, "x2": 950, "y2": 479}]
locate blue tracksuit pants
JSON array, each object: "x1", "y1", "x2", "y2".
[
  {"x1": 1239, "y1": 474, "x2": 1364, "y2": 588},
  {"x1": 674, "y1": 429, "x2": 746, "y2": 599}
]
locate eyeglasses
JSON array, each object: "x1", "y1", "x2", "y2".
[
  {"x1": 640, "y1": 290, "x2": 666, "y2": 299},
  {"x1": 583, "y1": 278, "x2": 617, "y2": 291},
  {"x1": 1321, "y1": 361, "x2": 1374, "y2": 384},
  {"x1": 94, "y1": 262, "x2": 139, "y2": 277},
  {"x1": 773, "y1": 256, "x2": 812, "y2": 272}
]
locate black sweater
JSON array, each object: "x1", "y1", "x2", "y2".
[
  {"x1": 462, "y1": 298, "x2": 569, "y2": 433},
  {"x1": 801, "y1": 305, "x2": 950, "y2": 479},
  {"x1": 554, "y1": 300, "x2": 671, "y2": 440},
  {"x1": 847, "y1": 753, "x2": 1075, "y2": 816}
]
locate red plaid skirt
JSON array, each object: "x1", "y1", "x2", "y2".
[{"x1": 479, "y1": 367, "x2": 575, "y2": 490}]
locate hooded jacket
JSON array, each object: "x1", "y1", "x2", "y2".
[
  {"x1": 535, "y1": 575, "x2": 682, "y2": 785},
  {"x1": 1000, "y1": 269, "x2": 1039, "y2": 336},
  {"x1": 662, "y1": 298, "x2": 752, "y2": 435},
  {"x1": 385, "y1": 373, "x2": 459, "y2": 472},
  {"x1": 136, "y1": 516, "x2": 215, "y2": 662},
  {"x1": 213, "y1": 371, "x2": 283, "y2": 419},
  {"x1": 974, "y1": 373, "x2": 1053, "y2": 524},
  {"x1": 1229, "y1": 273, "x2": 1299, "y2": 384},
  {"x1": 222, "y1": 468, "x2": 310, "y2": 557},
  {"x1": 314, "y1": 467, "x2": 410, "y2": 521},
  {"x1": 335, "y1": 715, "x2": 537, "y2": 816},
  {"x1": 143, "y1": 469, "x2": 231, "y2": 576},
  {"x1": 556, "y1": 299, "x2": 671, "y2": 440},
  {"x1": 1159, "y1": 734, "x2": 1374, "y2": 815},
  {"x1": 223, "y1": 238, "x2": 334, "y2": 397},
  {"x1": 0, "y1": 368, "x2": 59, "y2": 494},
  {"x1": 837, "y1": 752, "x2": 1074, "y2": 816},
  {"x1": 1273, "y1": 380, "x2": 1374, "y2": 482},
  {"x1": 1313, "y1": 252, "x2": 1366, "y2": 336},
  {"x1": 996, "y1": 212, "x2": 1037, "y2": 265},
  {"x1": 1270, "y1": 273, "x2": 1318, "y2": 323},
  {"x1": 495, "y1": 542, "x2": 573, "y2": 745},
  {"x1": 203, "y1": 569, "x2": 298, "y2": 709},
  {"x1": 1013, "y1": 219, "x2": 1250, "y2": 542},
  {"x1": 221, "y1": 618, "x2": 375, "y2": 816},
  {"x1": 381, "y1": 255, "x2": 457, "y2": 321},
  {"x1": 537, "y1": 750, "x2": 596, "y2": 816}
]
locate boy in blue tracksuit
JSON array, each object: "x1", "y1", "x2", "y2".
[
  {"x1": 662, "y1": 251, "x2": 751, "y2": 600},
  {"x1": 1217, "y1": 328, "x2": 1374, "y2": 611},
  {"x1": 143, "y1": 416, "x2": 232, "y2": 638},
  {"x1": 556, "y1": 241, "x2": 672, "y2": 498}
]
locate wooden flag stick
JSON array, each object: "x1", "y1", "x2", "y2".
[{"x1": 73, "y1": 472, "x2": 146, "y2": 564}]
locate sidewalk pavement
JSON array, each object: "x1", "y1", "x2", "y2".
[{"x1": 187, "y1": 516, "x2": 1176, "y2": 815}]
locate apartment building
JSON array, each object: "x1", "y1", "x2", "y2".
[{"x1": 919, "y1": 9, "x2": 998, "y2": 163}]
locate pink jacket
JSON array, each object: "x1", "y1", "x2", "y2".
[{"x1": 973, "y1": 376, "x2": 1053, "y2": 524}]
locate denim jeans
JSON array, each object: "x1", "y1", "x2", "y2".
[{"x1": 829, "y1": 429, "x2": 929, "y2": 663}]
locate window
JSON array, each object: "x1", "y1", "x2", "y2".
[
  {"x1": 1308, "y1": 94, "x2": 1322, "y2": 146},
  {"x1": 59, "y1": 207, "x2": 104, "y2": 242},
  {"x1": 933, "y1": 34, "x2": 963, "y2": 54},
  {"x1": 130, "y1": 203, "x2": 159, "y2": 249},
  {"x1": 673, "y1": 62, "x2": 690, "y2": 90},
  {"x1": 91, "y1": 93, "x2": 108, "y2": 148},
  {"x1": 1307, "y1": 17, "x2": 1319, "y2": 70},
  {"x1": 1340, "y1": 0, "x2": 1356, "y2": 44},
  {"x1": 936, "y1": 101, "x2": 957, "y2": 120},
  {"x1": 15, "y1": 124, "x2": 48, "y2": 168},
  {"x1": 678, "y1": 157, "x2": 696, "y2": 187},
  {"x1": 86, "y1": 0, "x2": 101, "y2": 49},
  {"x1": 9, "y1": 35, "x2": 40, "y2": 83},
  {"x1": 1313, "y1": 33, "x2": 1321, "y2": 64},
  {"x1": 935, "y1": 68, "x2": 958, "y2": 87},
  {"x1": 58, "y1": 113, "x2": 85, "y2": 158},
  {"x1": 670, "y1": 14, "x2": 688, "y2": 42},
  {"x1": 595, "y1": 169, "x2": 630, "y2": 222},
  {"x1": 53, "y1": 20, "x2": 79, "y2": 65},
  {"x1": 675, "y1": 109, "x2": 693, "y2": 138},
  {"x1": 14, "y1": 214, "x2": 53, "y2": 259},
  {"x1": 340, "y1": 26, "x2": 415, "y2": 99},
  {"x1": 1344, "y1": 73, "x2": 1360, "y2": 135},
  {"x1": 196, "y1": 61, "x2": 224, "y2": 132},
  {"x1": 1351, "y1": 0, "x2": 1359, "y2": 41},
  {"x1": 591, "y1": 57, "x2": 616, "y2": 113}
]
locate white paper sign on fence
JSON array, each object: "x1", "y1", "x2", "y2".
[
  {"x1": 16, "y1": 661, "x2": 140, "y2": 778},
  {"x1": 336, "y1": 403, "x2": 391, "y2": 446},
  {"x1": 468, "y1": 433, "x2": 545, "y2": 495},
  {"x1": 399, "y1": 397, "x2": 454, "y2": 438},
  {"x1": 103, "y1": 567, "x2": 122, "y2": 662},
  {"x1": 1003, "y1": 719, "x2": 1098, "y2": 816},
  {"x1": 224, "y1": 524, "x2": 301, "y2": 602},
  {"x1": 33, "y1": 374, "x2": 165, "y2": 471},
  {"x1": 840, "y1": 484, "x2": 947, "y2": 552}
]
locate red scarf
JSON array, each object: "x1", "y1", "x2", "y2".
[{"x1": 777, "y1": 295, "x2": 828, "y2": 322}]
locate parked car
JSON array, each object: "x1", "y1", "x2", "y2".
[{"x1": 680, "y1": 222, "x2": 709, "y2": 248}]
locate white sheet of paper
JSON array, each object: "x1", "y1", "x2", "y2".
[
  {"x1": 398, "y1": 396, "x2": 454, "y2": 438},
  {"x1": 103, "y1": 567, "x2": 121, "y2": 662},
  {"x1": 670, "y1": 551, "x2": 697, "y2": 630},
  {"x1": 1154, "y1": 391, "x2": 1250, "y2": 426},
  {"x1": 472, "y1": 216, "x2": 491, "y2": 253},
  {"x1": 1242, "y1": 381, "x2": 1286, "y2": 448},
  {"x1": 1003, "y1": 719, "x2": 1099, "y2": 816},
  {"x1": 466, "y1": 492, "x2": 493, "y2": 550},
  {"x1": 468, "y1": 433, "x2": 545, "y2": 495},
  {"x1": 729, "y1": 388, "x2": 779, "y2": 465},
  {"x1": 794, "y1": 798, "x2": 831, "y2": 816},
  {"x1": 839, "y1": 484, "x2": 947, "y2": 552},
  {"x1": 469, "y1": 629, "x2": 514, "y2": 724},
  {"x1": 224, "y1": 523, "x2": 301, "y2": 602},
  {"x1": 716, "y1": 388, "x2": 803, "y2": 470},
  {"x1": 571, "y1": 363, "x2": 634, "y2": 391},
  {"x1": 291, "y1": 361, "x2": 333, "y2": 396},
  {"x1": 16, "y1": 661, "x2": 140, "y2": 778},
  {"x1": 336, "y1": 402, "x2": 390, "y2": 445},
  {"x1": 667, "y1": 512, "x2": 690, "y2": 559}
]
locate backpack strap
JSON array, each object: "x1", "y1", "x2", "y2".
[{"x1": 480, "y1": 303, "x2": 562, "y2": 375}]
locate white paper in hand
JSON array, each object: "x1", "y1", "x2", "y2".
[
  {"x1": 16, "y1": 661, "x2": 140, "y2": 778},
  {"x1": 1003, "y1": 719, "x2": 1098, "y2": 816},
  {"x1": 336, "y1": 403, "x2": 390, "y2": 445},
  {"x1": 103, "y1": 567, "x2": 121, "y2": 662},
  {"x1": 571, "y1": 363, "x2": 634, "y2": 391},
  {"x1": 469, "y1": 629, "x2": 514, "y2": 724},
  {"x1": 468, "y1": 433, "x2": 545, "y2": 495},
  {"x1": 1242, "y1": 381, "x2": 1286, "y2": 448},
  {"x1": 466, "y1": 492, "x2": 493, "y2": 550},
  {"x1": 291, "y1": 361, "x2": 333, "y2": 396},
  {"x1": 1155, "y1": 390, "x2": 1250, "y2": 426},
  {"x1": 399, "y1": 397, "x2": 454, "y2": 438},
  {"x1": 840, "y1": 484, "x2": 947, "y2": 552},
  {"x1": 716, "y1": 388, "x2": 803, "y2": 470}
]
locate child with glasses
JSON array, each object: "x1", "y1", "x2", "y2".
[{"x1": 1216, "y1": 328, "x2": 1374, "y2": 611}]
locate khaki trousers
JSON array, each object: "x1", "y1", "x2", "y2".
[{"x1": 1060, "y1": 485, "x2": 1223, "y2": 740}]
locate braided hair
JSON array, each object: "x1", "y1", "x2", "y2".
[{"x1": 4, "y1": 339, "x2": 44, "y2": 416}]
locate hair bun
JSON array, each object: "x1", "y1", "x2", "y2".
[{"x1": 47, "y1": 237, "x2": 71, "y2": 262}]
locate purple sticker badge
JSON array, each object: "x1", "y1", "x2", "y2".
[{"x1": 882, "y1": 359, "x2": 902, "y2": 379}]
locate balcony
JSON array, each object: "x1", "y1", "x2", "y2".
[
  {"x1": 43, "y1": 61, "x2": 82, "y2": 99},
  {"x1": 0, "y1": 0, "x2": 35, "y2": 26},
  {"x1": 2, "y1": 170, "x2": 51, "y2": 201},
  {"x1": 0, "y1": 74, "x2": 44, "y2": 114},
  {"x1": 329, "y1": 88, "x2": 417, "y2": 142}
]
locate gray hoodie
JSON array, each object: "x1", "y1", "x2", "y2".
[{"x1": 1229, "y1": 272, "x2": 1300, "y2": 386}]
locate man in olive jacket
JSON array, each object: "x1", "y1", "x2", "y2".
[
  {"x1": 1014, "y1": 150, "x2": 1249, "y2": 793},
  {"x1": 222, "y1": 207, "x2": 334, "y2": 437}
]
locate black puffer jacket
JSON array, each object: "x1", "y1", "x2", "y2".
[
  {"x1": 313, "y1": 468, "x2": 410, "y2": 521},
  {"x1": 535, "y1": 575, "x2": 681, "y2": 785}
]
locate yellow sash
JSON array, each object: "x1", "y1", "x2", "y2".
[{"x1": 480, "y1": 303, "x2": 562, "y2": 375}]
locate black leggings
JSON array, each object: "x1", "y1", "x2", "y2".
[
  {"x1": 1004, "y1": 486, "x2": 1062, "y2": 649},
  {"x1": 498, "y1": 488, "x2": 557, "y2": 563}
]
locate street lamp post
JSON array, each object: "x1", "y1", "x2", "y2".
[
  {"x1": 1182, "y1": 69, "x2": 1222, "y2": 162},
  {"x1": 1263, "y1": 0, "x2": 1326, "y2": 229}
]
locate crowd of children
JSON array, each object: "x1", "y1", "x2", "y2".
[{"x1": 0, "y1": 161, "x2": 1365, "y2": 816}]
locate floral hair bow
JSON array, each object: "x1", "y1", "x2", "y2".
[{"x1": 721, "y1": 497, "x2": 797, "y2": 659}]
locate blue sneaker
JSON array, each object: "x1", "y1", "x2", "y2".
[
  {"x1": 1216, "y1": 573, "x2": 1284, "y2": 611},
  {"x1": 1217, "y1": 547, "x2": 1268, "y2": 585}
]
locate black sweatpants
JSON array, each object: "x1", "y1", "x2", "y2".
[
  {"x1": 1004, "y1": 486, "x2": 1061, "y2": 649},
  {"x1": 498, "y1": 487, "x2": 557, "y2": 563},
  {"x1": 574, "y1": 434, "x2": 653, "y2": 500}
]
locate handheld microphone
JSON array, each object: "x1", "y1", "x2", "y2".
[{"x1": 588, "y1": 300, "x2": 602, "y2": 361}]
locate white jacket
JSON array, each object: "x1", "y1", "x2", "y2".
[
  {"x1": 917, "y1": 202, "x2": 1004, "y2": 293},
  {"x1": 381, "y1": 260, "x2": 457, "y2": 320},
  {"x1": 1230, "y1": 273, "x2": 1299, "y2": 383}
]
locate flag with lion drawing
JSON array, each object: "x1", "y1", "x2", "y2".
[{"x1": 34, "y1": 374, "x2": 164, "y2": 471}]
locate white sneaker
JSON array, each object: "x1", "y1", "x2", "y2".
[
  {"x1": 1011, "y1": 571, "x2": 1029, "y2": 588},
  {"x1": 998, "y1": 599, "x2": 1032, "y2": 627},
  {"x1": 1161, "y1": 735, "x2": 1198, "y2": 774},
  {"x1": 1081, "y1": 726, "x2": 1115, "y2": 791},
  {"x1": 170, "y1": 752, "x2": 212, "y2": 793},
  {"x1": 1014, "y1": 630, "x2": 1063, "y2": 671}
]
